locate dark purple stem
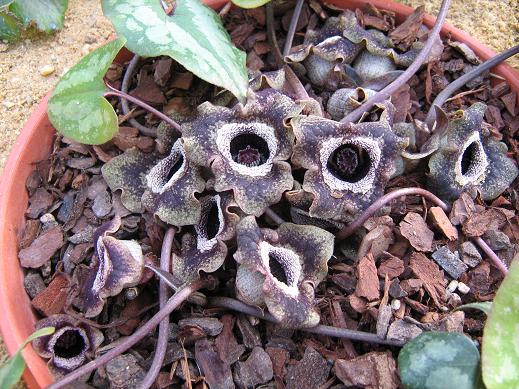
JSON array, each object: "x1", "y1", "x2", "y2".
[
  {"x1": 209, "y1": 296, "x2": 404, "y2": 347},
  {"x1": 425, "y1": 44, "x2": 519, "y2": 128},
  {"x1": 335, "y1": 187, "x2": 508, "y2": 275},
  {"x1": 340, "y1": 0, "x2": 452, "y2": 124},
  {"x1": 46, "y1": 279, "x2": 205, "y2": 389},
  {"x1": 120, "y1": 54, "x2": 157, "y2": 137},
  {"x1": 264, "y1": 208, "x2": 285, "y2": 226},
  {"x1": 104, "y1": 84, "x2": 182, "y2": 135},
  {"x1": 283, "y1": 0, "x2": 305, "y2": 57},
  {"x1": 139, "y1": 227, "x2": 176, "y2": 389}
]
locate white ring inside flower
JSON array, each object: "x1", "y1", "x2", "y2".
[
  {"x1": 455, "y1": 131, "x2": 488, "y2": 186},
  {"x1": 195, "y1": 194, "x2": 225, "y2": 253},
  {"x1": 320, "y1": 137, "x2": 381, "y2": 193},
  {"x1": 216, "y1": 123, "x2": 278, "y2": 177},
  {"x1": 259, "y1": 241, "x2": 301, "y2": 296},
  {"x1": 47, "y1": 326, "x2": 89, "y2": 370},
  {"x1": 146, "y1": 140, "x2": 187, "y2": 194}
]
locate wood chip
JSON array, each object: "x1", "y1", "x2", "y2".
[
  {"x1": 19, "y1": 226, "x2": 64, "y2": 268},
  {"x1": 377, "y1": 254, "x2": 404, "y2": 279},
  {"x1": 399, "y1": 212, "x2": 434, "y2": 252},
  {"x1": 31, "y1": 274, "x2": 70, "y2": 316},
  {"x1": 409, "y1": 252, "x2": 446, "y2": 307},
  {"x1": 355, "y1": 252, "x2": 380, "y2": 301},
  {"x1": 429, "y1": 206, "x2": 458, "y2": 240},
  {"x1": 335, "y1": 351, "x2": 400, "y2": 389}
]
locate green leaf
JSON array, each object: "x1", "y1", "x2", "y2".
[
  {"x1": 0, "y1": 327, "x2": 54, "y2": 389},
  {"x1": 231, "y1": 0, "x2": 271, "y2": 9},
  {"x1": 455, "y1": 302, "x2": 492, "y2": 315},
  {"x1": 102, "y1": 0, "x2": 248, "y2": 103},
  {"x1": 398, "y1": 332, "x2": 482, "y2": 389},
  {"x1": 0, "y1": 11, "x2": 20, "y2": 41},
  {"x1": 0, "y1": 0, "x2": 14, "y2": 9},
  {"x1": 482, "y1": 259, "x2": 519, "y2": 389},
  {"x1": 9, "y1": 0, "x2": 68, "y2": 32},
  {"x1": 48, "y1": 37, "x2": 126, "y2": 145}
]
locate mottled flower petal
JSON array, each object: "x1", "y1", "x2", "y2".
[
  {"x1": 170, "y1": 193, "x2": 239, "y2": 287},
  {"x1": 327, "y1": 87, "x2": 377, "y2": 121},
  {"x1": 183, "y1": 90, "x2": 301, "y2": 216},
  {"x1": 33, "y1": 314, "x2": 103, "y2": 372},
  {"x1": 234, "y1": 216, "x2": 334, "y2": 328},
  {"x1": 141, "y1": 139, "x2": 205, "y2": 226},
  {"x1": 428, "y1": 103, "x2": 519, "y2": 201},
  {"x1": 102, "y1": 148, "x2": 160, "y2": 213},
  {"x1": 292, "y1": 102, "x2": 407, "y2": 220}
]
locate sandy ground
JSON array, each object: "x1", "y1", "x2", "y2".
[{"x1": 0, "y1": 0, "x2": 517, "y2": 387}]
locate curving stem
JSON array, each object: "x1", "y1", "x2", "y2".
[
  {"x1": 335, "y1": 187, "x2": 508, "y2": 275},
  {"x1": 138, "y1": 227, "x2": 176, "y2": 389},
  {"x1": 283, "y1": 0, "x2": 305, "y2": 57},
  {"x1": 209, "y1": 296, "x2": 405, "y2": 347},
  {"x1": 46, "y1": 279, "x2": 206, "y2": 389},
  {"x1": 424, "y1": 44, "x2": 519, "y2": 128},
  {"x1": 104, "y1": 82, "x2": 182, "y2": 136},
  {"x1": 340, "y1": 0, "x2": 452, "y2": 124}
]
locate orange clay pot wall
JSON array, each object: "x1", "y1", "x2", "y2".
[{"x1": 0, "y1": 0, "x2": 517, "y2": 387}]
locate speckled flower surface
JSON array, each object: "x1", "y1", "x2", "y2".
[
  {"x1": 428, "y1": 102, "x2": 519, "y2": 201},
  {"x1": 32, "y1": 314, "x2": 103, "y2": 373},
  {"x1": 292, "y1": 102, "x2": 407, "y2": 221},
  {"x1": 234, "y1": 216, "x2": 334, "y2": 328},
  {"x1": 170, "y1": 192, "x2": 239, "y2": 287},
  {"x1": 182, "y1": 89, "x2": 301, "y2": 216}
]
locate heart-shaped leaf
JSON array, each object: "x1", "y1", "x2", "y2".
[
  {"x1": 231, "y1": 0, "x2": 271, "y2": 9},
  {"x1": 47, "y1": 37, "x2": 126, "y2": 145},
  {"x1": 9, "y1": 0, "x2": 68, "y2": 33},
  {"x1": 0, "y1": 12, "x2": 20, "y2": 41},
  {"x1": 0, "y1": 327, "x2": 54, "y2": 389},
  {"x1": 102, "y1": 0, "x2": 248, "y2": 103},
  {"x1": 398, "y1": 332, "x2": 482, "y2": 389},
  {"x1": 482, "y1": 259, "x2": 519, "y2": 389}
]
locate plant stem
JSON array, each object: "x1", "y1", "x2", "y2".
[
  {"x1": 336, "y1": 187, "x2": 449, "y2": 240},
  {"x1": 139, "y1": 227, "x2": 175, "y2": 389},
  {"x1": 424, "y1": 44, "x2": 519, "y2": 128},
  {"x1": 335, "y1": 187, "x2": 508, "y2": 275},
  {"x1": 340, "y1": 0, "x2": 452, "y2": 124},
  {"x1": 264, "y1": 208, "x2": 285, "y2": 226},
  {"x1": 47, "y1": 279, "x2": 205, "y2": 389},
  {"x1": 104, "y1": 84, "x2": 182, "y2": 136},
  {"x1": 283, "y1": 0, "x2": 304, "y2": 57},
  {"x1": 119, "y1": 54, "x2": 157, "y2": 137},
  {"x1": 208, "y1": 296, "x2": 405, "y2": 347}
]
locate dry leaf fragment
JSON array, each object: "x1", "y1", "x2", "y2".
[
  {"x1": 399, "y1": 212, "x2": 433, "y2": 252},
  {"x1": 355, "y1": 252, "x2": 380, "y2": 301}
]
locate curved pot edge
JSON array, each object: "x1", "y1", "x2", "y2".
[{"x1": 0, "y1": 1, "x2": 517, "y2": 388}]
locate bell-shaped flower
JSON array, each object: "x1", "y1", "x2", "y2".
[
  {"x1": 428, "y1": 102, "x2": 518, "y2": 201},
  {"x1": 291, "y1": 102, "x2": 407, "y2": 221},
  {"x1": 234, "y1": 216, "x2": 334, "y2": 328},
  {"x1": 182, "y1": 89, "x2": 301, "y2": 216},
  {"x1": 72, "y1": 216, "x2": 144, "y2": 317},
  {"x1": 102, "y1": 139, "x2": 205, "y2": 226},
  {"x1": 32, "y1": 314, "x2": 103, "y2": 373},
  {"x1": 170, "y1": 192, "x2": 239, "y2": 287}
]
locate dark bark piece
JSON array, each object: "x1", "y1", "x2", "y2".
[
  {"x1": 106, "y1": 354, "x2": 145, "y2": 389},
  {"x1": 195, "y1": 339, "x2": 234, "y2": 389},
  {"x1": 409, "y1": 252, "x2": 446, "y2": 307},
  {"x1": 400, "y1": 278, "x2": 423, "y2": 295},
  {"x1": 357, "y1": 225, "x2": 394, "y2": 260},
  {"x1": 377, "y1": 254, "x2": 404, "y2": 279},
  {"x1": 24, "y1": 272, "x2": 46, "y2": 299},
  {"x1": 355, "y1": 253, "x2": 380, "y2": 301},
  {"x1": 215, "y1": 315, "x2": 245, "y2": 365},
  {"x1": 130, "y1": 69, "x2": 166, "y2": 105},
  {"x1": 482, "y1": 229, "x2": 512, "y2": 251},
  {"x1": 431, "y1": 246, "x2": 468, "y2": 279},
  {"x1": 113, "y1": 126, "x2": 140, "y2": 151},
  {"x1": 429, "y1": 206, "x2": 458, "y2": 241},
  {"x1": 19, "y1": 226, "x2": 64, "y2": 268},
  {"x1": 154, "y1": 58, "x2": 173, "y2": 87},
  {"x1": 389, "y1": 5, "x2": 425, "y2": 50},
  {"x1": 285, "y1": 348, "x2": 330, "y2": 389},
  {"x1": 236, "y1": 315, "x2": 262, "y2": 350},
  {"x1": 265, "y1": 347, "x2": 288, "y2": 379},
  {"x1": 399, "y1": 212, "x2": 433, "y2": 252},
  {"x1": 233, "y1": 347, "x2": 273, "y2": 388},
  {"x1": 31, "y1": 274, "x2": 70, "y2": 316},
  {"x1": 170, "y1": 72, "x2": 193, "y2": 90},
  {"x1": 115, "y1": 292, "x2": 154, "y2": 336},
  {"x1": 335, "y1": 351, "x2": 400, "y2": 389},
  {"x1": 179, "y1": 317, "x2": 224, "y2": 336},
  {"x1": 462, "y1": 209, "x2": 505, "y2": 237},
  {"x1": 19, "y1": 219, "x2": 41, "y2": 250},
  {"x1": 388, "y1": 278, "x2": 407, "y2": 298},
  {"x1": 26, "y1": 188, "x2": 53, "y2": 219},
  {"x1": 501, "y1": 91, "x2": 517, "y2": 115},
  {"x1": 449, "y1": 193, "x2": 476, "y2": 225},
  {"x1": 376, "y1": 305, "x2": 392, "y2": 339}
]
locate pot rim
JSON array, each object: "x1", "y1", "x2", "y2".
[{"x1": 0, "y1": 1, "x2": 517, "y2": 388}]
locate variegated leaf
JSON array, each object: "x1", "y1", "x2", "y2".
[
  {"x1": 231, "y1": 0, "x2": 271, "y2": 9},
  {"x1": 47, "y1": 37, "x2": 126, "y2": 145},
  {"x1": 102, "y1": 0, "x2": 248, "y2": 103},
  {"x1": 9, "y1": 0, "x2": 68, "y2": 33}
]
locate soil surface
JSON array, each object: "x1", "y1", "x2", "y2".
[{"x1": 0, "y1": 0, "x2": 517, "y2": 387}]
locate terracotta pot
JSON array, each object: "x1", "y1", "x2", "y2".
[{"x1": 0, "y1": 1, "x2": 517, "y2": 388}]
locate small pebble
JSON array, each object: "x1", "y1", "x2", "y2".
[
  {"x1": 391, "y1": 299, "x2": 401, "y2": 311},
  {"x1": 448, "y1": 293, "x2": 462, "y2": 308},
  {"x1": 39, "y1": 65, "x2": 55, "y2": 76},
  {"x1": 447, "y1": 280, "x2": 459, "y2": 293},
  {"x1": 457, "y1": 282, "x2": 470, "y2": 294}
]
